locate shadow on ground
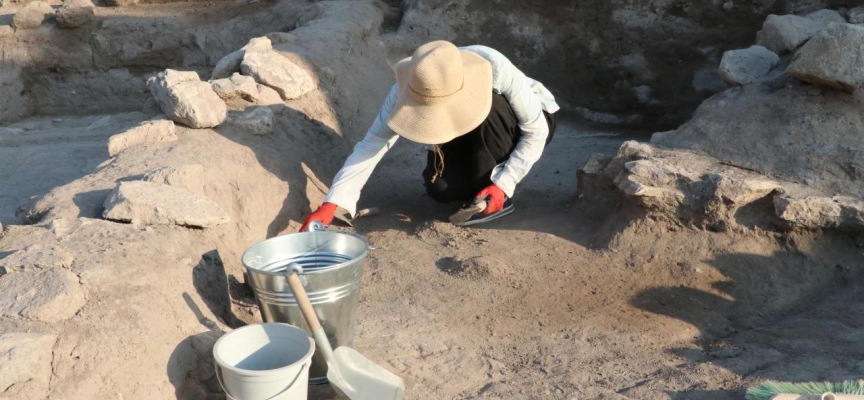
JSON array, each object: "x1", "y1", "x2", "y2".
[{"x1": 631, "y1": 234, "x2": 864, "y2": 399}]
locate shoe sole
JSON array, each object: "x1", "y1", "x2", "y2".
[{"x1": 455, "y1": 204, "x2": 515, "y2": 227}]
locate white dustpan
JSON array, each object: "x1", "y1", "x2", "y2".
[{"x1": 285, "y1": 264, "x2": 405, "y2": 400}]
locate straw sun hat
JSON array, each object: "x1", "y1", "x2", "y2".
[{"x1": 386, "y1": 41, "x2": 493, "y2": 145}]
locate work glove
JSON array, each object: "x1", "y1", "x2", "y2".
[
  {"x1": 475, "y1": 184, "x2": 506, "y2": 215},
  {"x1": 300, "y1": 202, "x2": 337, "y2": 232}
]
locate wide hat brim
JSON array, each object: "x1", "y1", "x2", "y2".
[{"x1": 387, "y1": 50, "x2": 493, "y2": 145}]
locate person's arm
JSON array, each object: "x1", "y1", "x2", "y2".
[
  {"x1": 466, "y1": 46, "x2": 550, "y2": 198},
  {"x1": 321, "y1": 84, "x2": 400, "y2": 217}
]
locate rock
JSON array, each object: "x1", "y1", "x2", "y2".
[
  {"x1": 12, "y1": 1, "x2": 55, "y2": 30},
  {"x1": 805, "y1": 9, "x2": 846, "y2": 24},
  {"x1": 210, "y1": 73, "x2": 260, "y2": 102},
  {"x1": 0, "y1": 244, "x2": 75, "y2": 274},
  {"x1": 848, "y1": 6, "x2": 864, "y2": 24},
  {"x1": 755, "y1": 14, "x2": 827, "y2": 54},
  {"x1": 787, "y1": 23, "x2": 864, "y2": 93},
  {"x1": 718, "y1": 45, "x2": 779, "y2": 85},
  {"x1": 102, "y1": 181, "x2": 230, "y2": 228},
  {"x1": 148, "y1": 69, "x2": 227, "y2": 128},
  {"x1": 104, "y1": 0, "x2": 137, "y2": 6},
  {"x1": 722, "y1": 1, "x2": 733, "y2": 12},
  {"x1": 211, "y1": 37, "x2": 272, "y2": 80},
  {"x1": 64, "y1": 0, "x2": 96, "y2": 6},
  {"x1": 240, "y1": 50, "x2": 315, "y2": 100},
  {"x1": 652, "y1": 82, "x2": 864, "y2": 200},
  {"x1": 0, "y1": 333, "x2": 57, "y2": 399},
  {"x1": 228, "y1": 106, "x2": 273, "y2": 136},
  {"x1": 774, "y1": 195, "x2": 864, "y2": 229},
  {"x1": 56, "y1": 4, "x2": 96, "y2": 28},
  {"x1": 107, "y1": 117, "x2": 177, "y2": 157},
  {"x1": 0, "y1": 25, "x2": 14, "y2": 39},
  {"x1": 143, "y1": 164, "x2": 205, "y2": 194},
  {"x1": 712, "y1": 176, "x2": 781, "y2": 205},
  {"x1": 265, "y1": 32, "x2": 298, "y2": 44},
  {"x1": 256, "y1": 84, "x2": 283, "y2": 106},
  {"x1": 576, "y1": 153, "x2": 611, "y2": 197},
  {"x1": 0, "y1": 268, "x2": 86, "y2": 322}
]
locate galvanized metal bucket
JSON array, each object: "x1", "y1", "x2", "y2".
[{"x1": 241, "y1": 226, "x2": 368, "y2": 384}]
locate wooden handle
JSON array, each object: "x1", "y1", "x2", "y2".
[{"x1": 286, "y1": 272, "x2": 322, "y2": 331}]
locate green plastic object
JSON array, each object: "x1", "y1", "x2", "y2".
[{"x1": 746, "y1": 380, "x2": 864, "y2": 400}]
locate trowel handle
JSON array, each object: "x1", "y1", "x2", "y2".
[{"x1": 286, "y1": 272, "x2": 322, "y2": 331}]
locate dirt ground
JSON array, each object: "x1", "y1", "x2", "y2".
[
  {"x1": 294, "y1": 118, "x2": 864, "y2": 399},
  {"x1": 2, "y1": 0, "x2": 864, "y2": 399}
]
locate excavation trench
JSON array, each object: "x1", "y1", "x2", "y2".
[{"x1": 0, "y1": 1, "x2": 863, "y2": 399}]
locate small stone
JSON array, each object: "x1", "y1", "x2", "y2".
[
  {"x1": 0, "y1": 25, "x2": 14, "y2": 39},
  {"x1": 228, "y1": 106, "x2": 273, "y2": 136},
  {"x1": 0, "y1": 244, "x2": 75, "y2": 274},
  {"x1": 107, "y1": 117, "x2": 177, "y2": 157},
  {"x1": 241, "y1": 50, "x2": 315, "y2": 100},
  {"x1": 718, "y1": 45, "x2": 779, "y2": 85},
  {"x1": 102, "y1": 181, "x2": 230, "y2": 228},
  {"x1": 143, "y1": 164, "x2": 205, "y2": 194},
  {"x1": 787, "y1": 23, "x2": 864, "y2": 93},
  {"x1": 0, "y1": 333, "x2": 57, "y2": 399},
  {"x1": 211, "y1": 37, "x2": 272, "y2": 80},
  {"x1": 148, "y1": 69, "x2": 227, "y2": 128},
  {"x1": 722, "y1": 1, "x2": 733, "y2": 11},
  {"x1": 848, "y1": 6, "x2": 864, "y2": 24},
  {"x1": 755, "y1": 14, "x2": 828, "y2": 54},
  {"x1": 0, "y1": 268, "x2": 86, "y2": 322},
  {"x1": 210, "y1": 73, "x2": 260, "y2": 102},
  {"x1": 12, "y1": 1, "x2": 55, "y2": 30}
]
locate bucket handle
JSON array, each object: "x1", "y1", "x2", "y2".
[{"x1": 215, "y1": 361, "x2": 310, "y2": 400}]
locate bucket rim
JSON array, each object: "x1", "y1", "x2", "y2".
[
  {"x1": 241, "y1": 230, "x2": 368, "y2": 276},
  {"x1": 213, "y1": 322, "x2": 316, "y2": 376}
]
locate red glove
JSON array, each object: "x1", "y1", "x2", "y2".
[
  {"x1": 300, "y1": 202, "x2": 337, "y2": 232},
  {"x1": 475, "y1": 184, "x2": 506, "y2": 215}
]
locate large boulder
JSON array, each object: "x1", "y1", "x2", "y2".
[
  {"x1": 210, "y1": 73, "x2": 260, "y2": 103},
  {"x1": 240, "y1": 50, "x2": 315, "y2": 100},
  {"x1": 756, "y1": 14, "x2": 828, "y2": 54},
  {"x1": 107, "y1": 117, "x2": 177, "y2": 157},
  {"x1": 0, "y1": 268, "x2": 87, "y2": 322},
  {"x1": 211, "y1": 37, "x2": 272, "y2": 80},
  {"x1": 143, "y1": 164, "x2": 205, "y2": 194},
  {"x1": 0, "y1": 333, "x2": 57, "y2": 400},
  {"x1": 228, "y1": 106, "x2": 273, "y2": 136},
  {"x1": 147, "y1": 69, "x2": 227, "y2": 128},
  {"x1": 718, "y1": 45, "x2": 779, "y2": 86},
  {"x1": 804, "y1": 9, "x2": 846, "y2": 24},
  {"x1": 102, "y1": 181, "x2": 230, "y2": 228},
  {"x1": 787, "y1": 23, "x2": 864, "y2": 93},
  {"x1": 651, "y1": 81, "x2": 864, "y2": 200},
  {"x1": 12, "y1": 1, "x2": 55, "y2": 30}
]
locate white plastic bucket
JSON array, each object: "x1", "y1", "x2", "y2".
[{"x1": 213, "y1": 323, "x2": 315, "y2": 400}]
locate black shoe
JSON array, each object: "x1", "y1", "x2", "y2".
[{"x1": 456, "y1": 197, "x2": 515, "y2": 227}]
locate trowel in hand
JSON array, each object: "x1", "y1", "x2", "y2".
[{"x1": 449, "y1": 197, "x2": 487, "y2": 225}]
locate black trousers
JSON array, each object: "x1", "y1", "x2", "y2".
[{"x1": 422, "y1": 92, "x2": 556, "y2": 203}]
